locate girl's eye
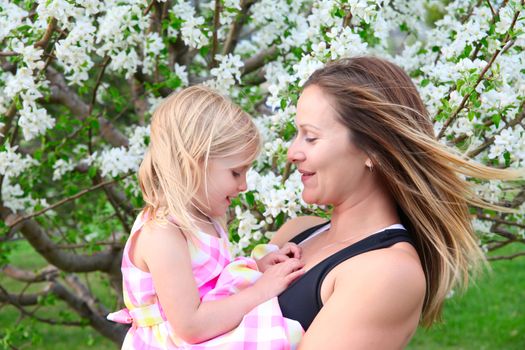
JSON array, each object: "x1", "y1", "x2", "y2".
[
  {"x1": 231, "y1": 171, "x2": 240, "y2": 177},
  {"x1": 305, "y1": 137, "x2": 317, "y2": 143}
]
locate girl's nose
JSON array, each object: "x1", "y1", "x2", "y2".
[{"x1": 238, "y1": 176, "x2": 248, "y2": 192}]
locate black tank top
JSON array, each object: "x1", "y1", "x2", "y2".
[{"x1": 277, "y1": 222, "x2": 414, "y2": 330}]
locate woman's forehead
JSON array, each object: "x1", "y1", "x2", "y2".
[{"x1": 296, "y1": 86, "x2": 339, "y2": 126}]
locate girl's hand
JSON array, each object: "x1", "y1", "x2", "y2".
[
  {"x1": 256, "y1": 243, "x2": 302, "y2": 272},
  {"x1": 252, "y1": 258, "x2": 305, "y2": 301},
  {"x1": 278, "y1": 242, "x2": 302, "y2": 259}
]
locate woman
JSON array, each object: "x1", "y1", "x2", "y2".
[{"x1": 271, "y1": 56, "x2": 521, "y2": 349}]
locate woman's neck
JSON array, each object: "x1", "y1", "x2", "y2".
[{"x1": 329, "y1": 186, "x2": 400, "y2": 241}]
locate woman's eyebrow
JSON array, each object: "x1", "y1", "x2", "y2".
[{"x1": 298, "y1": 123, "x2": 321, "y2": 130}]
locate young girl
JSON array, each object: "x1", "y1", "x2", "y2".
[{"x1": 107, "y1": 86, "x2": 304, "y2": 349}]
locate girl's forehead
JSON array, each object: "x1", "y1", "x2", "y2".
[{"x1": 211, "y1": 152, "x2": 254, "y2": 168}]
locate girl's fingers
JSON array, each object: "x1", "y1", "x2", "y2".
[
  {"x1": 271, "y1": 254, "x2": 289, "y2": 264},
  {"x1": 286, "y1": 268, "x2": 306, "y2": 283},
  {"x1": 280, "y1": 243, "x2": 302, "y2": 259}
]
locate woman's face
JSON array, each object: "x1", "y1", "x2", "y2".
[{"x1": 287, "y1": 85, "x2": 373, "y2": 207}]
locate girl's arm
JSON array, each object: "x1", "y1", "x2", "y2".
[
  {"x1": 136, "y1": 221, "x2": 303, "y2": 344},
  {"x1": 298, "y1": 247, "x2": 425, "y2": 350}
]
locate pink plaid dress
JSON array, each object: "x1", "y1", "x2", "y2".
[{"x1": 107, "y1": 212, "x2": 303, "y2": 349}]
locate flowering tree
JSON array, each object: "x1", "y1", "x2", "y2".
[{"x1": 1, "y1": 0, "x2": 524, "y2": 346}]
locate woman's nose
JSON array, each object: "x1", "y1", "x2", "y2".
[{"x1": 287, "y1": 137, "x2": 305, "y2": 163}]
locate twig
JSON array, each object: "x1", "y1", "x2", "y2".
[
  {"x1": 488, "y1": 251, "x2": 525, "y2": 260},
  {"x1": 343, "y1": 12, "x2": 353, "y2": 27},
  {"x1": 436, "y1": 5, "x2": 522, "y2": 138},
  {"x1": 0, "y1": 51, "x2": 19, "y2": 57},
  {"x1": 486, "y1": 0, "x2": 496, "y2": 20},
  {"x1": 34, "y1": 18, "x2": 57, "y2": 48},
  {"x1": 143, "y1": 0, "x2": 155, "y2": 15},
  {"x1": 7, "y1": 175, "x2": 132, "y2": 231},
  {"x1": 2, "y1": 265, "x2": 59, "y2": 283},
  {"x1": 210, "y1": 0, "x2": 222, "y2": 69},
  {"x1": 90, "y1": 56, "x2": 111, "y2": 113},
  {"x1": 0, "y1": 284, "x2": 85, "y2": 326},
  {"x1": 222, "y1": 0, "x2": 255, "y2": 55},
  {"x1": 242, "y1": 46, "x2": 278, "y2": 76},
  {"x1": 466, "y1": 110, "x2": 524, "y2": 158}
]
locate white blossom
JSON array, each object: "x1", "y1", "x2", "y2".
[
  {"x1": 52, "y1": 159, "x2": 75, "y2": 181},
  {"x1": 18, "y1": 103, "x2": 55, "y2": 141},
  {"x1": 208, "y1": 54, "x2": 244, "y2": 92},
  {"x1": 0, "y1": 145, "x2": 37, "y2": 178}
]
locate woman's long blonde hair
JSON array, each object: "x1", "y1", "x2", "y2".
[
  {"x1": 138, "y1": 85, "x2": 260, "y2": 235},
  {"x1": 305, "y1": 57, "x2": 523, "y2": 326}
]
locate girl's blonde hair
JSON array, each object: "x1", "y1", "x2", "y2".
[
  {"x1": 305, "y1": 57, "x2": 523, "y2": 326},
  {"x1": 138, "y1": 85, "x2": 260, "y2": 235}
]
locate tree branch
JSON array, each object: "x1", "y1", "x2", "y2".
[
  {"x1": 0, "y1": 283, "x2": 50, "y2": 306},
  {"x1": 466, "y1": 109, "x2": 525, "y2": 158},
  {"x1": 50, "y1": 279, "x2": 129, "y2": 344},
  {"x1": 242, "y1": 46, "x2": 278, "y2": 76},
  {"x1": 34, "y1": 18, "x2": 57, "y2": 48},
  {"x1": 222, "y1": 0, "x2": 255, "y2": 55},
  {"x1": 210, "y1": 0, "x2": 222, "y2": 69},
  {"x1": 488, "y1": 251, "x2": 525, "y2": 261},
  {"x1": 0, "y1": 51, "x2": 19, "y2": 57},
  {"x1": 435, "y1": 3, "x2": 522, "y2": 138},
  {"x1": 7, "y1": 175, "x2": 129, "y2": 231},
  {"x1": 15, "y1": 219, "x2": 117, "y2": 272},
  {"x1": 2, "y1": 264, "x2": 59, "y2": 283},
  {"x1": 46, "y1": 67, "x2": 129, "y2": 147}
]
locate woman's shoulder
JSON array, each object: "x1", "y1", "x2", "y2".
[
  {"x1": 270, "y1": 215, "x2": 328, "y2": 246},
  {"x1": 302, "y1": 245, "x2": 425, "y2": 349},
  {"x1": 332, "y1": 242, "x2": 426, "y2": 316}
]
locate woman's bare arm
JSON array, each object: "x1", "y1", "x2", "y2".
[{"x1": 298, "y1": 246, "x2": 426, "y2": 350}]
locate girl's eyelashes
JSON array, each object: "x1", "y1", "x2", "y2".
[
  {"x1": 231, "y1": 170, "x2": 241, "y2": 177},
  {"x1": 305, "y1": 137, "x2": 317, "y2": 143}
]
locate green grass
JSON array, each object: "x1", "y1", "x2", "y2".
[
  {"x1": 2, "y1": 241, "x2": 524, "y2": 349},
  {"x1": 408, "y1": 243, "x2": 525, "y2": 350},
  {"x1": 0, "y1": 241, "x2": 115, "y2": 349}
]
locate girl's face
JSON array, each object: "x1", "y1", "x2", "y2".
[
  {"x1": 287, "y1": 85, "x2": 373, "y2": 207},
  {"x1": 194, "y1": 152, "x2": 252, "y2": 218}
]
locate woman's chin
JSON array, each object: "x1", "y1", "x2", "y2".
[{"x1": 302, "y1": 192, "x2": 320, "y2": 205}]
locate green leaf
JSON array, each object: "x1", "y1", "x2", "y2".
[
  {"x1": 88, "y1": 166, "x2": 97, "y2": 178},
  {"x1": 280, "y1": 98, "x2": 288, "y2": 110},
  {"x1": 199, "y1": 45, "x2": 210, "y2": 57},
  {"x1": 245, "y1": 191, "x2": 255, "y2": 207},
  {"x1": 492, "y1": 114, "x2": 501, "y2": 128},
  {"x1": 274, "y1": 211, "x2": 285, "y2": 228},
  {"x1": 503, "y1": 151, "x2": 511, "y2": 167}
]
